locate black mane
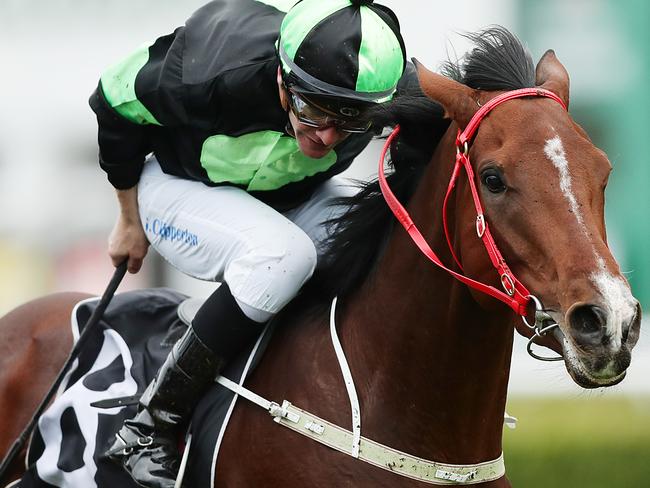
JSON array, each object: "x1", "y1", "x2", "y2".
[
  {"x1": 442, "y1": 26, "x2": 536, "y2": 90},
  {"x1": 309, "y1": 27, "x2": 535, "y2": 302}
]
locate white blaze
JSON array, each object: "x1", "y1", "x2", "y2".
[
  {"x1": 544, "y1": 136, "x2": 585, "y2": 229},
  {"x1": 544, "y1": 136, "x2": 637, "y2": 351}
]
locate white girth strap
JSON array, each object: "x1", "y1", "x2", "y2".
[{"x1": 214, "y1": 297, "x2": 506, "y2": 485}]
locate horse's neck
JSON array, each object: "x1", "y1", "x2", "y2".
[{"x1": 341, "y1": 135, "x2": 514, "y2": 463}]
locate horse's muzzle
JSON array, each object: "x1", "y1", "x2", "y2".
[{"x1": 558, "y1": 300, "x2": 641, "y2": 388}]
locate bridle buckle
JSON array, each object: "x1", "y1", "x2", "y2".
[
  {"x1": 500, "y1": 273, "x2": 515, "y2": 296},
  {"x1": 476, "y1": 214, "x2": 486, "y2": 238}
]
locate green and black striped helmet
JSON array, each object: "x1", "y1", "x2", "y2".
[{"x1": 279, "y1": 0, "x2": 406, "y2": 111}]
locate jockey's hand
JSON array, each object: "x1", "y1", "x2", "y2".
[{"x1": 109, "y1": 187, "x2": 150, "y2": 274}]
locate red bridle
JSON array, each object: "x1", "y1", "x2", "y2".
[{"x1": 379, "y1": 88, "x2": 567, "y2": 317}]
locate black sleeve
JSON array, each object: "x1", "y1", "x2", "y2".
[
  {"x1": 89, "y1": 81, "x2": 151, "y2": 190},
  {"x1": 89, "y1": 29, "x2": 189, "y2": 189}
]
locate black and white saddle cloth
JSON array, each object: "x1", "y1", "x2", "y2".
[{"x1": 18, "y1": 288, "x2": 270, "y2": 488}]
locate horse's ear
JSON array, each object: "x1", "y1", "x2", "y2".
[
  {"x1": 535, "y1": 49, "x2": 570, "y2": 108},
  {"x1": 414, "y1": 59, "x2": 478, "y2": 129}
]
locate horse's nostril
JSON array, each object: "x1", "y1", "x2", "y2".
[
  {"x1": 568, "y1": 304, "x2": 607, "y2": 347},
  {"x1": 622, "y1": 302, "x2": 642, "y2": 346}
]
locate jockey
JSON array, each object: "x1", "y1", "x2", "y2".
[{"x1": 90, "y1": 0, "x2": 407, "y2": 486}]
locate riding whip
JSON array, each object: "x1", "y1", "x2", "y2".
[{"x1": 0, "y1": 261, "x2": 128, "y2": 480}]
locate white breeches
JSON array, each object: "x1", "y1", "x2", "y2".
[{"x1": 137, "y1": 158, "x2": 355, "y2": 319}]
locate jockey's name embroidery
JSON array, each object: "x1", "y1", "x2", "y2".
[{"x1": 146, "y1": 218, "x2": 199, "y2": 247}]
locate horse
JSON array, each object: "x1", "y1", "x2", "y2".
[{"x1": 0, "y1": 27, "x2": 641, "y2": 487}]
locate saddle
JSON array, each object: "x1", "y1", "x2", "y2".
[
  {"x1": 18, "y1": 288, "x2": 274, "y2": 488},
  {"x1": 177, "y1": 296, "x2": 205, "y2": 326}
]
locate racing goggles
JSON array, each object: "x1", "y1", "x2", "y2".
[{"x1": 288, "y1": 90, "x2": 371, "y2": 134}]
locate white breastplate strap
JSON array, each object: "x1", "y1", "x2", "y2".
[
  {"x1": 329, "y1": 296, "x2": 362, "y2": 457},
  {"x1": 216, "y1": 377, "x2": 504, "y2": 484},
  {"x1": 214, "y1": 294, "x2": 505, "y2": 485}
]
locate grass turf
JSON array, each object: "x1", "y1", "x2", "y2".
[{"x1": 503, "y1": 396, "x2": 650, "y2": 487}]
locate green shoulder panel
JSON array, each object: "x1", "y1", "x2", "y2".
[
  {"x1": 100, "y1": 42, "x2": 162, "y2": 126},
  {"x1": 200, "y1": 131, "x2": 337, "y2": 191}
]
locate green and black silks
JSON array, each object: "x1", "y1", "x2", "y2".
[{"x1": 90, "y1": 0, "x2": 407, "y2": 208}]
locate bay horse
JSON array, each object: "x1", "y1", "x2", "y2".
[{"x1": 0, "y1": 28, "x2": 641, "y2": 487}]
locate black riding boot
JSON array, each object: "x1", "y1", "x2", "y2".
[
  {"x1": 106, "y1": 325, "x2": 223, "y2": 488},
  {"x1": 106, "y1": 284, "x2": 263, "y2": 488}
]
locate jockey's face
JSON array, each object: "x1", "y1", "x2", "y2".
[
  {"x1": 287, "y1": 108, "x2": 350, "y2": 159},
  {"x1": 277, "y1": 68, "x2": 352, "y2": 159}
]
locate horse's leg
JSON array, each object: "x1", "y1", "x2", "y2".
[{"x1": 0, "y1": 292, "x2": 89, "y2": 484}]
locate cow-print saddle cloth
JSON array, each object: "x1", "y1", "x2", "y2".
[{"x1": 18, "y1": 288, "x2": 270, "y2": 488}]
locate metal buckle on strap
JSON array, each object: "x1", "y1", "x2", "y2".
[
  {"x1": 476, "y1": 214, "x2": 486, "y2": 238},
  {"x1": 113, "y1": 435, "x2": 153, "y2": 456},
  {"x1": 137, "y1": 436, "x2": 154, "y2": 447},
  {"x1": 500, "y1": 273, "x2": 516, "y2": 296},
  {"x1": 270, "y1": 400, "x2": 301, "y2": 424}
]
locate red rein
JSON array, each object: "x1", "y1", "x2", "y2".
[{"x1": 378, "y1": 88, "x2": 567, "y2": 317}]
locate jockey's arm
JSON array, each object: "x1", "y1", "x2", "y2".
[
  {"x1": 108, "y1": 186, "x2": 149, "y2": 274},
  {"x1": 90, "y1": 31, "x2": 189, "y2": 272}
]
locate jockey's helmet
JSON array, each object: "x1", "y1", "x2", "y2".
[{"x1": 278, "y1": 0, "x2": 406, "y2": 117}]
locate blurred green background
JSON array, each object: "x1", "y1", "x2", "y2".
[{"x1": 504, "y1": 396, "x2": 650, "y2": 487}]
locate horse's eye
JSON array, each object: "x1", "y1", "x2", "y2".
[{"x1": 481, "y1": 169, "x2": 507, "y2": 193}]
